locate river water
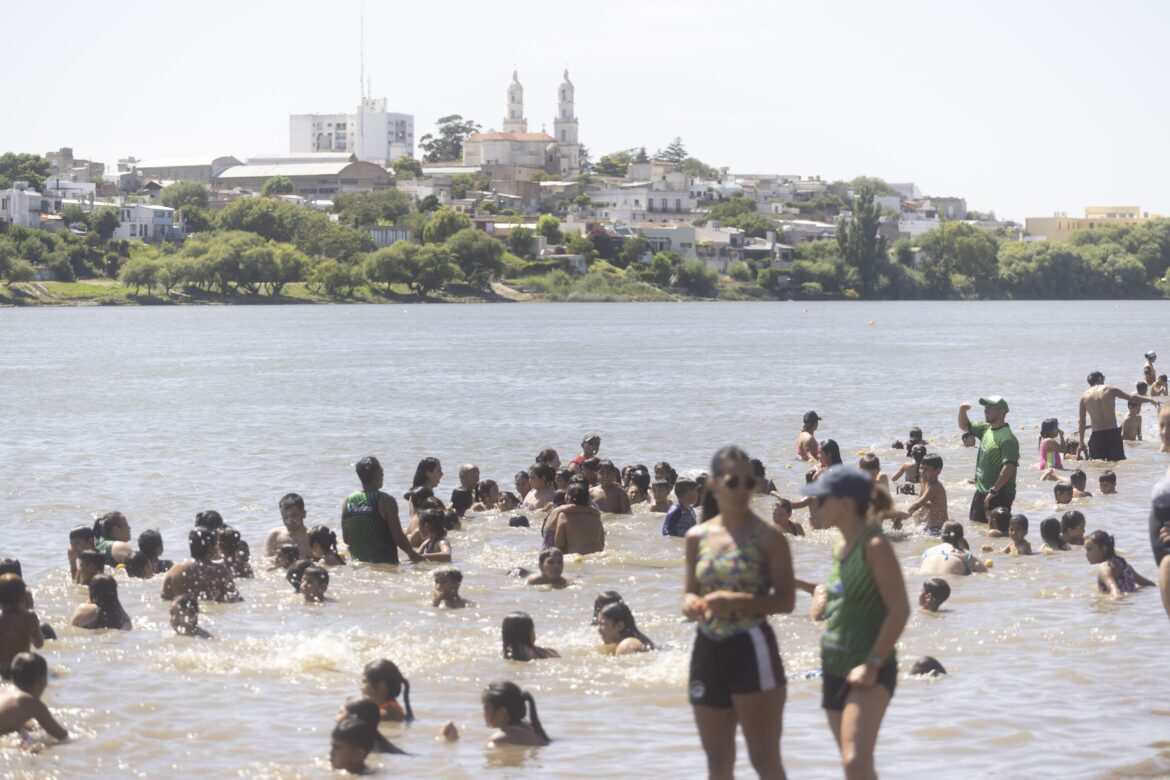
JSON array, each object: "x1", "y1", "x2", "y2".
[{"x1": 1, "y1": 301, "x2": 1169, "y2": 779}]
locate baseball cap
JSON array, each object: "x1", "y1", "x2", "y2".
[
  {"x1": 581, "y1": 432, "x2": 601, "y2": 445},
  {"x1": 979, "y1": 396, "x2": 1010, "y2": 413},
  {"x1": 800, "y1": 465, "x2": 873, "y2": 504},
  {"x1": 1146, "y1": 351, "x2": 1157, "y2": 361},
  {"x1": 803, "y1": 411, "x2": 822, "y2": 424}
]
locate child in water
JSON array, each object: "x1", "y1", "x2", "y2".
[
  {"x1": 919, "y1": 578, "x2": 951, "y2": 612},
  {"x1": 330, "y1": 717, "x2": 376, "y2": 773},
  {"x1": 1061, "y1": 511, "x2": 1087, "y2": 546},
  {"x1": 1085, "y1": 530, "x2": 1155, "y2": 596},
  {"x1": 596, "y1": 601, "x2": 654, "y2": 654},
  {"x1": 985, "y1": 514, "x2": 1032, "y2": 555},
  {"x1": 1069, "y1": 469, "x2": 1093, "y2": 498},
  {"x1": 336, "y1": 697, "x2": 405, "y2": 754},
  {"x1": 648, "y1": 479, "x2": 672, "y2": 512},
  {"x1": 432, "y1": 567, "x2": 470, "y2": 608},
  {"x1": 0, "y1": 653, "x2": 68, "y2": 744},
  {"x1": 1122, "y1": 400, "x2": 1144, "y2": 441},
  {"x1": 361, "y1": 659, "x2": 414, "y2": 722},
  {"x1": 66, "y1": 525, "x2": 95, "y2": 581},
  {"x1": 526, "y1": 549, "x2": 570, "y2": 589},
  {"x1": 74, "y1": 549, "x2": 104, "y2": 585},
  {"x1": 308, "y1": 525, "x2": 346, "y2": 566},
  {"x1": 482, "y1": 681, "x2": 550, "y2": 747},
  {"x1": 901, "y1": 454, "x2": 947, "y2": 534},
  {"x1": 1098, "y1": 471, "x2": 1117, "y2": 495},
  {"x1": 501, "y1": 612, "x2": 560, "y2": 661},
  {"x1": 170, "y1": 594, "x2": 211, "y2": 638},
  {"x1": 300, "y1": 565, "x2": 332, "y2": 603},
  {"x1": 415, "y1": 509, "x2": 452, "y2": 563},
  {"x1": 1039, "y1": 518, "x2": 1070, "y2": 552},
  {"x1": 986, "y1": 507, "x2": 1011, "y2": 538},
  {"x1": 771, "y1": 499, "x2": 805, "y2": 536},
  {"x1": 661, "y1": 479, "x2": 698, "y2": 537},
  {"x1": 0, "y1": 575, "x2": 44, "y2": 678},
  {"x1": 1054, "y1": 482, "x2": 1073, "y2": 506}
]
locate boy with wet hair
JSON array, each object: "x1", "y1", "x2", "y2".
[
  {"x1": 0, "y1": 575, "x2": 44, "y2": 679},
  {"x1": 1003, "y1": 515, "x2": 1033, "y2": 555},
  {"x1": 0, "y1": 653, "x2": 68, "y2": 742},
  {"x1": 919, "y1": 578, "x2": 951, "y2": 612},
  {"x1": 1122, "y1": 400, "x2": 1144, "y2": 442},
  {"x1": 1054, "y1": 481, "x2": 1073, "y2": 506},
  {"x1": 74, "y1": 550, "x2": 105, "y2": 585},
  {"x1": 648, "y1": 479, "x2": 672, "y2": 512},
  {"x1": 300, "y1": 565, "x2": 332, "y2": 603},
  {"x1": 1069, "y1": 469, "x2": 1093, "y2": 498},
  {"x1": 1060, "y1": 510, "x2": 1087, "y2": 546},
  {"x1": 771, "y1": 498, "x2": 805, "y2": 536},
  {"x1": 902, "y1": 454, "x2": 948, "y2": 533},
  {"x1": 432, "y1": 567, "x2": 469, "y2": 608},
  {"x1": 266, "y1": 492, "x2": 311, "y2": 559},
  {"x1": 987, "y1": 506, "x2": 1011, "y2": 538},
  {"x1": 330, "y1": 716, "x2": 376, "y2": 773},
  {"x1": 67, "y1": 525, "x2": 95, "y2": 580},
  {"x1": 662, "y1": 479, "x2": 698, "y2": 537},
  {"x1": 1099, "y1": 470, "x2": 1117, "y2": 495}
]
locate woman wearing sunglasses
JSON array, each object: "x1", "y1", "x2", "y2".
[
  {"x1": 682, "y1": 445, "x2": 796, "y2": 779},
  {"x1": 802, "y1": 465, "x2": 909, "y2": 780}
]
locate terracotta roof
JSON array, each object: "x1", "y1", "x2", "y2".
[{"x1": 467, "y1": 132, "x2": 555, "y2": 143}]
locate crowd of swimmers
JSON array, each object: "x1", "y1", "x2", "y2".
[{"x1": 4, "y1": 352, "x2": 1170, "y2": 777}]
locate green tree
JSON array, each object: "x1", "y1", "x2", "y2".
[
  {"x1": 118, "y1": 253, "x2": 162, "y2": 294},
  {"x1": 594, "y1": 149, "x2": 633, "y2": 177},
  {"x1": 444, "y1": 228, "x2": 504, "y2": 288},
  {"x1": 506, "y1": 226, "x2": 536, "y2": 258},
  {"x1": 451, "y1": 171, "x2": 492, "y2": 199},
  {"x1": 645, "y1": 251, "x2": 678, "y2": 286},
  {"x1": 418, "y1": 115, "x2": 481, "y2": 162},
  {"x1": 578, "y1": 144, "x2": 592, "y2": 173},
  {"x1": 160, "y1": 181, "x2": 210, "y2": 210},
  {"x1": 847, "y1": 176, "x2": 897, "y2": 196},
  {"x1": 391, "y1": 156, "x2": 423, "y2": 179},
  {"x1": 333, "y1": 189, "x2": 414, "y2": 226},
  {"x1": 634, "y1": 147, "x2": 649, "y2": 163},
  {"x1": 0, "y1": 152, "x2": 50, "y2": 190},
  {"x1": 308, "y1": 259, "x2": 362, "y2": 298},
  {"x1": 536, "y1": 214, "x2": 562, "y2": 244},
  {"x1": 179, "y1": 205, "x2": 213, "y2": 232},
  {"x1": 616, "y1": 234, "x2": 650, "y2": 268},
  {"x1": 4, "y1": 258, "x2": 35, "y2": 285},
  {"x1": 727, "y1": 261, "x2": 753, "y2": 282},
  {"x1": 676, "y1": 259, "x2": 718, "y2": 296},
  {"x1": 836, "y1": 186, "x2": 886, "y2": 297},
  {"x1": 916, "y1": 222, "x2": 1000, "y2": 298},
  {"x1": 723, "y1": 212, "x2": 777, "y2": 238},
  {"x1": 90, "y1": 207, "x2": 122, "y2": 241},
  {"x1": 411, "y1": 245, "x2": 457, "y2": 296},
  {"x1": 60, "y1": 204, "x2": 89, "y2": 228},
  {"x1": 422, "y1": 207, "x2": 472, "y2": 244},
  {"x1": 756, "y1": 267, "x2": 781, "y2": 292},
  {"x1": 677, "y1": 157, "x2": 718, "y2": 179},
  {"x1": 419, "y1": 194, "x2": 440, "y2": 212},
  {"x1": 365, "y1": 242, "x2": 419, "y2": 291},
  {"x1": 261, "y1": 176, "x2": 295, "y2": 197},
  {"x1": 703, "y1": 195, "x2": 756, "y2": 223},
  {"x1": 656, "y1": 137, "x2": 688, "y2": 164},
  {"x1": 565, "y1": 232, "x2": 594, "y2": 260}
]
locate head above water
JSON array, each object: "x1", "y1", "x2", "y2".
[
  {"x1": 355, "y1": 457, "x2": 383, "y2": 488},
  {"x1": 820, "y1": 439, "x2": 843, "y2": 466},
  {"x1": 501, "y1": 611, "x2": 537, "y2": 660},
  {"x1": 1040, "y1": 418, "x2": 1061, "y2": 439},
  {"x1": 1086, "y1": 529, "x2": 1116, "y2": 559},
  {"x1": 362, "y1": 659, "x2": 413, "y2": 719},
  {"x1": 979, "y1": 396, "x2": 1010, "y2": 422},
  {"x1": 803, "y1": 410, "x2": 821, "y2": 428},
  {"x1": 411, "y1": 457, "x2": 443, "y2": 490},
  {"x1": 988, "y1": 506, "x2": 1011, "y2": 534},
  {"x1": 188, "y1": 528, "x2": 216, "y2": 560},
  {"x1": 700, "y1": 445, "x2": 754, "y2": 521},
  {"x1": 910, "y1": 656, "x2": 947, "y2": 676},
  {"x1": 482, "y1": 680, "x2": 549, "y2": 742},
  {"x1": 921, "y1": 577, "x2": 951, "y2": 606},
  {"x1": 592, "y1": 591, "x2": 623, "y2": 624},
  {"x1": 941, "y1": 521, "x2": 966, "y2": 548},
  {"x1": 10, "y1": 652, "x2": 48, "y2": 694},
  {"x1": 330, "y1": 717, "x2": 375, "y2": 771},
  {"x1": 1087, "y1": 371, "x2": 1106, "y2": 386},
  {"x1": 194, "y1": 510, "x2": 224, "y2": 531},
  {"x1": 1040, "y1": 517, "x2": 1063, "y2": 546}
]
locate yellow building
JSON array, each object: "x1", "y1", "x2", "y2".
[{"x1": 1025, "y1": 206, "x2": 1153, "y2": 241}]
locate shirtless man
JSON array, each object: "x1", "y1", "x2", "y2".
[
  {"x1": 1078, "y1": 371, "x2": 1160, "y2": 462},
  {"x1": 797, "y1": 411, "x2": 821, "y2": 461},
  {"x1": 552, "y1": 483, "x2": 606, "y2": 555},
  {"x1": 590, "y1": 460, "x2": 632, "y2": 514},
  {"x1": 264, "y1": 493, "x2": 312, "y2": 558},
  {"x1": 0, "y1": 575, "x2": 43, "y2": 679},
  {"x1": 160, "y1": 528, "x2": 240, "y2": 602}
]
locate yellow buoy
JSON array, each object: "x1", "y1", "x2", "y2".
[{"x1": 985, "y1": 558, "x2": 995, "y2": 568}]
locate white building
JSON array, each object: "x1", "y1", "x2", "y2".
[
  {"x1": 290, "y1": 98, "x2": 414, "y2": 165},
  {"x1": 42, "y1": 176, "x2": 97, "y2": 202},
  {"x1": 111, "y1": 203, "x2": 178, "y2": 242},
  {"x1": 462, "y1": 70, "x2": 581, "y2": 177},
  {"x1": 0, "y1": 182, "x2": 42, "y2": 228}
]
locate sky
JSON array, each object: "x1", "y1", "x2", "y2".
[{"x1": 6, "y1": 0, "x2": 1170, "y2": 222}]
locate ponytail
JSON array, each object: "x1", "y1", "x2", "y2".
[
  {"x1": 523, "y1": 691, "x2": 550, "y2": 743},
  {"x1": 401, "y1": 677, "x2": 414, "y2": 721},
  {"x1": 700, "y1": 484, "x2": 719, "y2": 522}
]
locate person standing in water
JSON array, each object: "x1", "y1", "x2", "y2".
[
  {"x1": 1150, "y1": 405, "x2": 1170, "y2": 620},
  {"x1": 797, "y1": 411, "x2": 822, "y2": 462},
  {"x1": 341, "y1": 456, "x2": 422, "y2": 565},
  {"x1": 802, "y1": 465, "x2": 909, "y2": 780},
  {"x1": 570, "y1": 433, "x2": 601, "y2": 468},
  {"x1": 683, "y1": 445, "x2": 795, "y2": 780},
  {"x1": 959, "y1": 397, "x2": 1020, "y2": 523},
  {"x1": 1078, "y1": 371, "x2": 1160, "y2": 461}
]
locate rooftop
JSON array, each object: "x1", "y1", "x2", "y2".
[
  {"x1": 214, "y1": 162, "x2": 387, "y2": 179},
  {"x1": 467, "y1": 132, "x2": 556, "y2": 143}
]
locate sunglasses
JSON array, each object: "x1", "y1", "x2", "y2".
[{"x1": 721, "y1": 474, "x2": 757, "y2": 490}]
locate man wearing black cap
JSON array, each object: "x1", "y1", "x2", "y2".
[
  {"x1": 1078, "y1": 371, "x2": 1160, "y2": 462},
  {"x1": 797, "y1": 411, "x2": 821, "y2": 462},
  {"x1": 958, "y1": 397, "x2": 1019, "y2": 523}
]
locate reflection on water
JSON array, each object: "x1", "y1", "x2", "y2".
[{"x1": 1, "y1": 301, "x2": 1169, "y2": 778}]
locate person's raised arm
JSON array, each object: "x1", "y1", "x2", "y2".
[
  {"x1": 681, "y1": 531, "x2": 705, "y2": 620},
  {"x1": 958, "y1": 402, "x2": 973, "y2": 434},
  {"x1": 1114, "y1": 387, "x2": 1162, "y2": 407},
  {"x1": 30, "y1": 698, "x2": 68, "y2": 741},
  {"x1": 380, "y1": 494, "x2": 421, "y2": 564}
]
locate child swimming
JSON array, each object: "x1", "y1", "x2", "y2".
[
  {"x1": 1061, "y1": 511, "x2": 1087, "y2": 546},
  {"x1": 0, "y1": 575, "x2": 44, "y2": 678},
  {"x1": 330, "y1": 717, "x2": 376, "y2": 773},
  {"x1": 335, "y1": 697, "x2": 405, "y2": 754},
  {"x1": 361, "y1": 659, "x2": 414, "y2": 722},
  {"x1": 300, "y1": 565, "x2": 331, "y2": 603},
  {"x1": 432, "y1": 567, "x2": 470, "y2": 608},
  {"x1": 1085, "y1": 530, "x2": 1154, "y2": 596},
  {"x1": 415, "y1": 508, "x2": 452, "y2": 563},
  {"x1": 481, "y1": 681, "x2": 550, "y2": 747},
  {"x1": 308, "y1": 525, "x2": 346, "y2": 566},
  {"x1": 919, "y1": 578, "x2": 951, "y2": 612},
  {"x1": 1039, "y1": 517, "x2": 1070, "y2": 553},
  {"x1": 596, "y1": 600, "x2": 655, "y2": 654},
  {"x1": 170, "y1": 594, "x2": 211, "y2": 638},
  {"x1": 501, "y1": 612, "x2": 560, "y2": 661},
  {"x1": 526, "y1": 549, "x2": 570, "y2": 588},
  {"x1": 0, "y1": 653, "x2": 68, "y2": 743}
]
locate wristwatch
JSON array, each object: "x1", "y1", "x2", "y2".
[{"x1": 865, "y1": 652, "x2": 884, "y2": 667}]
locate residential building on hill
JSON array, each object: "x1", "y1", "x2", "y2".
[
  {"x1": 211, "y1": 161, "x2": 393, "y2": 198},
  {"x1": 1025, "y1": 206, "x2": 1154, "y2": 242},
  {"x1": 1, "y1": 182, "x2": 42, "y2": 228}
]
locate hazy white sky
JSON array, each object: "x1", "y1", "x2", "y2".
[{"x1": 6, "y1": 0, "x2": 1169, "y2": 221}]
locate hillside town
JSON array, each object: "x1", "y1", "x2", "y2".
[{"x1": 2, "y1": 70, "x2": 1168, "y2": 302}]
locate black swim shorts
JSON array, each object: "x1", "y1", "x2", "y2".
[
  {"x1": 821, "y1": 660, "x2": 897, "y2": 711},
  {"x1": 689, "y1": 623, "x2": 786, "y2": 709},
  {"x1": 1088, "y1": 427, "x2": 1127, "y2": 462}
]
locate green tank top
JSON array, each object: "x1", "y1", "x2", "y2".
[
  {"x1": 341, "y1": 490, "x2": 399, "y2": 564},
  {"x1": 821, "y1": 526, "x2": 892, "y2": 676},
  {"x1": 693, "y1": 523, "x2": 770, "y2": 640}
]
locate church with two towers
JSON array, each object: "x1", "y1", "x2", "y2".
[{"x1": 461, "y1": 70, "x2": 581, "y2": 178}]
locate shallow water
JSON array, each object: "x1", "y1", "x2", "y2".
[{"x1": 1, "y1": 300, "x2": 1168, "y2": 778}]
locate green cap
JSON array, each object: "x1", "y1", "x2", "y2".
[{"x1": 979, "y1": 396, "x2": 1010, "y2": 413}]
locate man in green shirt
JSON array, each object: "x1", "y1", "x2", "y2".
[{"x1": 958, "y1": 396, "x2": 1019, "y2": 523}]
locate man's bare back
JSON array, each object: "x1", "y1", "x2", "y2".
[
  {"x1": 0, "y1": 610, "x2": 43, "y2": 672},
  {"x1": 1081, "y1": 385, "x2": 1121, "y2": 431},
  {"x1": 263, "y1": 526, "x2": 310, "y2": 558},
  {"x1": 160, "y1": 560, "x2": 239, "y2": 602},
  {"x1": 553, "y1": 507, "x2": 606, "y2": 555}
]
